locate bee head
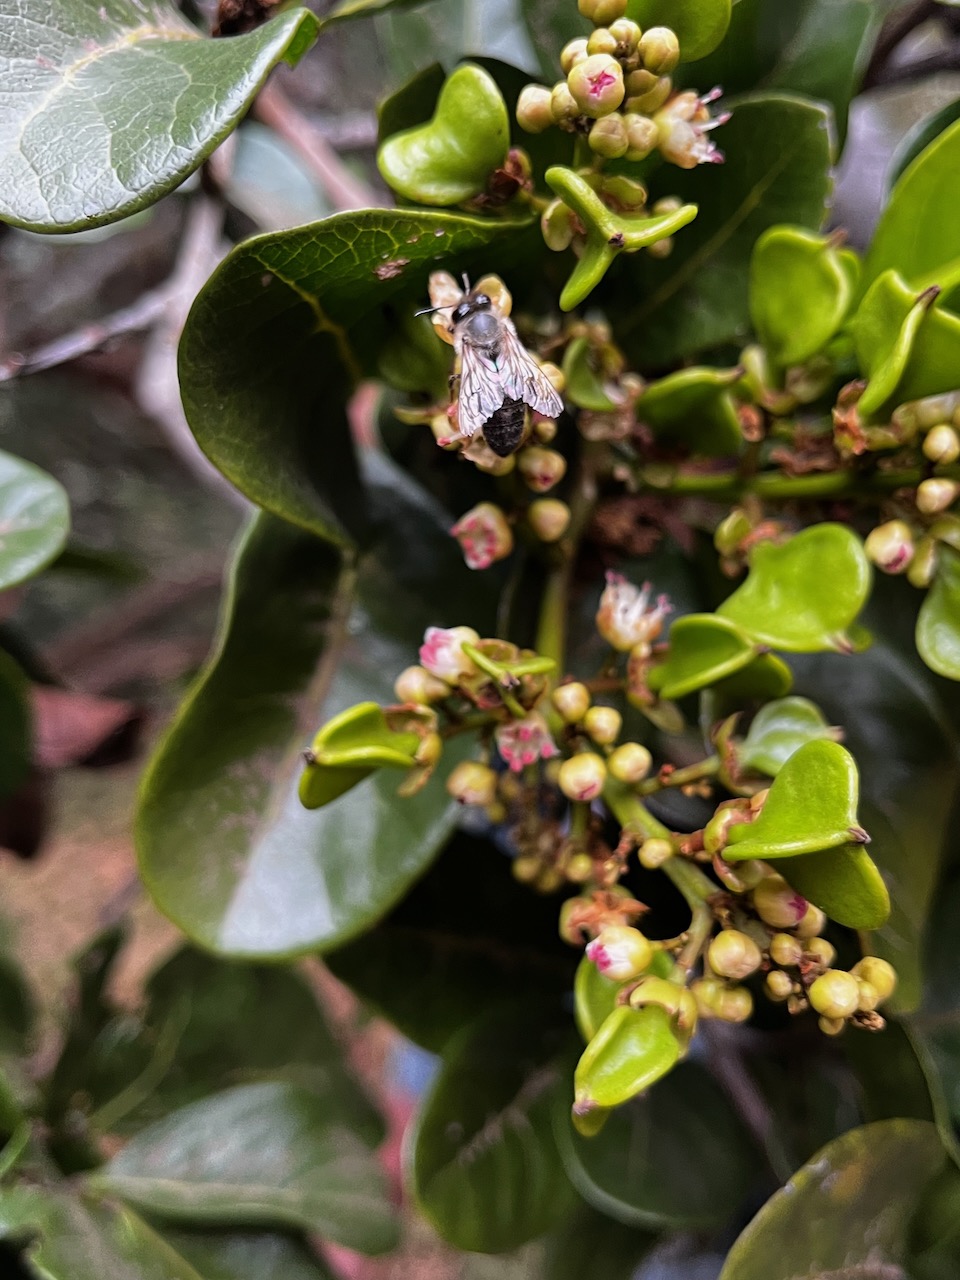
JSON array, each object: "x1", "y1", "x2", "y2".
[{"x1": 452, "y1": 293, "x2": 491, "y2": 325}]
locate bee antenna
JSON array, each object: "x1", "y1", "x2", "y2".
[
  {"x1": 461, "y1": 273, "x2": 471, "y2": 292},
  {"x1": 414, "y1": 304, "x2": 449, "y2": 317}
]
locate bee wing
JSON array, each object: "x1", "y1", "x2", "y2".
[
  {"x1": 496, "y1": 319, "x2": 564, "y2": 419},
  {"x1": 456, "y1": 337, "x2": 507, "y2": 438}
]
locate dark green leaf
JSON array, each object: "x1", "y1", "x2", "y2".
[
  {"x1": 178, "y1": 208, "x2": 531, "y2": 540},
  {"x1": 616, "y1": 95, "x2": 833, "y2": 365},
  {"x1": 541, "y1": 1204, "x2": 655, "y2": 1280},
  {"x1": 718, "y1": 1120, "x2": 946, "y2": 1280},
  {"x1": 0, "y1": 449, "x2": 69, "y2": 589},
  {"x1": 889, "y1": 99, "x2": 960, "y2": 193},
  {"x1": 322, "y1": 0, "x2": 431, "y2": 22},
  {"x1": 326, "y1": 831, "x2": 577, "y2": 1053},
  {"x1": 626, "y1": 0, "x2": 731, "y2": 61},
  {"x1": 93, "y1": 1082, "x2": 398, "y2": 1253},
  {"x1": 0, "y1": 651, "x2": 29, "y2": 805},
  {"x1": 410, "y1": 1006, "x2": 575, "y2": 1253},
  {"x1": 153, "y1": 1229, "x2": 336, "y2": 1280},
  {"x1": 519, "y1": 0, "x2": 584, "y2": 82},
  {"x1": 636, "y1": 366, "x2": 743, "y2": 455},
  {"x1": 917, "y1": 547, "x2": 960, "y2": 680},
  {"x1": 0, "y1": 2, "x2": 318, "y2": 232},
  {"x1": 556, "y1": 1062, "x2": 757, "y2": 1230},
  {"x1": 781, "y1": 841, "x2": 891, "y2": 931},
  {"x1": 749, "y1": 226, "x2": 855, "y2": 368},
  {"x1": 738, "y1": 696, "x2": 838, "y2": 777}
]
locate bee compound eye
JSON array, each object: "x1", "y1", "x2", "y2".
[{"x1": 452, "y1": 302, "x2": 472, "y2": 324}]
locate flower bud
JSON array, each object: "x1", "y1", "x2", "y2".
[
  {"x1": 451, "y1": 502, "x2": 514, "y2": 570},
  {"x1": 609, "y1": 741, "x2": 652, "y2": 784},
  {"x1": 558, "y1": 752, "x2": 608, "y2": 802},
  {"x1": 596, "y1": 572, "x2": 671, "y2": 651},
  {"x1": 588, "y1": 113, "x2": 630, "y2": 158},
  {"x1": 703, "y1": 800, "x2": 749, "y2": 855},
  {"x1": 819, "y1": 1016, "x2": 846, "y2": 1036},
  {"x1": 528, "y1": 498, "x2": 572, "y2": 542},
  {"x1": 552, "y1": 682, "x2": 591, "y2": 724},
  {"x1": 536, "y1": 865, "x2": 566, "y2": 894},
  {"x1": 415, "y1": 731, "x2": 442, "y2": 768},
  {"x1": 567, "y1": 55, "x2": 625, "y2": 118},
  {"x1": 794, "y1": 903, "x2": 827, "y2": 939},
  {"x1": 550, "y1": 80, "x2": 581, "y2": 126},
  {"x1": 851, "y1": 956, "x2": 897, "y2": 1003},
  {"x1": 626, "y1": 74, "x2": 672, "y2": 113},
  {"x1": 639, "y1": 26, "x2": 680, "y2": 75},
  {"x1": 865, "y1": 520, "x2": 914, "y2": 574},
  {"x1": 431, "y1": 414, "x2": 462, "y2": 449},
  {"x1": 535, "y1": 416, "x2": 559, "y2": 443},
  {"x1": 917, "y1": 478, "x2": 959, "y2": 515},
  {"x1": 638, "y1": 837, "x2": 673, "y2": 869},
  {"x1": 931, "y1": 513, "x2": 960, "y2": 551},
  {"x1": 583, "y1": 705, "x2": 622, "y2": 746},
  {"x1": 516, "y1": 84, "x2": 555, "y2": 133},
  {"x1": 714, "y1": 507, "x2": 753, "y2": 557},
  {"x1": 713, "y1": 985, "x2": 754, "y2": 1024},
  {"x1": 647, "y1": 237, "x2": 673, "y2": 259},
  {"x1": 803, "y1": 937, "x2": 836, "y2": 968},
  {"x1": 856, "y1": 979, "x2": 880, "y2": 1012},
  {"x1": 419, "y1": 625, "x2": 480, "y2": 684},
  {"x1": 655, "y1": 87, "x2": 729, "y2": 168},
  {"x1": 713, "y1": 855, "x2": 766, "y2": 893},
  {"x1": 809, "y1": 969, "x2": 860, "y2": 1019},
  {"x1": 752, "y1": 874, "x2": 808, "y2": 929},
  {"x1": 707, "y1": 929, "x2": 763, "y2": 981},
  {"x1": 542, "y1": 198, "x2": 577, "y2": 252},
  {"x1": 394, "y1": 664, "x2": 452, "y2": 705},
  {"x1": 586, "y1": 924, "x2": 653, "y2": 980},
  {"x1": 560, "y1": 37, "x2": 590, "y2": 73},
  {"x1": 769, "y1": 933, "x2": 803, "y2": 967},
  {"x1": 924, "y1": 423, "x2": 960, "y2": 464},
  {"x1": 624, "y1": 68, "x2": 658, "y2": 97},
  {"x1": 578, "y1": 0, "x2": 627, "y2": 23},
  {"x1": 765, "y1": 970, "x2": 793, "y2": 1002},
  {"x1": 446, "y1": 760, "x2": 498, "y2": 807},
  {"x1": 496, "y1": 712, "x2": 559, "y2": 772},
  {"x1": 908, "y1": 536, "x2": 938, "y2": 589},
  {"x1": 623, "y1": 112, "x2": 658, "y2": 160},
  {"x1": 692, "y1": 977, "x2": 724, "y2": 1017},
  {"x1": 517, "y1": 446, "x2": 568, "y2": 492},
  {"x1": 566, "y1": 852, "x2": 594, "y2": 883},
  {"x1": 587, "y1": 27, "x2": 619, "y2": 56},
  {"x1": 609, "y1": 17, "x2": 642, "y2": 52},
  {"x1": 513, "y1": 855, "x2": 540, "y2": 884}
]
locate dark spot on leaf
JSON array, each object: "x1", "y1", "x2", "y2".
[{"x1": 375, "y1": 259, "x2": 410, "y2": 281}]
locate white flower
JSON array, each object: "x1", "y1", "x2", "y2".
[
  {"x1": 496, "y1": 713, "x2": 559, "y2": 772},
  {"x1": 596, "y1": 573, "x2": 671, "y2": 652},
  {"x1": 655, "y1": 87, "x2": 730, "y2": 169},
  {"x1": 419, "y1": 626, "x2": 480, "y2": 684}
]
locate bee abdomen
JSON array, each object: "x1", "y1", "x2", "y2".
[{"x1": 482, "y1": 398, "x2": 526, "y2": 457}]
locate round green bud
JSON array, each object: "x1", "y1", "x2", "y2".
[
  {"x1": 865, "y1": 520, "x2": 915, "y2": 574},
  {"x1": 516, "y1": 84, "x2": 555, "y2": 134},
  {"x1": 559, "y1": 895, "x2": 589, "y2": 944},
  {"x1": 558, "y1": 752, "x2": 608, "y2": 802},
  {"x1": 907, "y1": 536, "x2": 939, "y2": 589},
  {"x1": 851, "y1": 956, "x2": 897, "y2": 1003},
  {"x1": 623, "y1": 112, "x2": 658, "y2": 160},
  {"x1": 588, "y1": 113, "x2": 630, "y2": 158},
  {"x1": 818, "y1": 1015, "x2": 846, "y2": 1037},
  {"x1": 647, "y1": 238, "x2": 673, "y2": 260},
  {"x1": 567, "y1": 54, "x2": 625, "y2": 118},
  {"x1": 608, "y1": 741, "x2": 653, "y2": 784},
  {"x1": 599, "y1": 173, "x2": 647, "y2": 207},
  {"x1": 415, "y1": 731, "x2": 442, "y2": 768},
  {"x1": 707, "y1": 929, "x2": 763, "y2": 981},
  {"x1": 583, "y1": 704, "x2": 622, "y2": 746},
  {"x1": 638, "y1": 837, "x2": 673, "y2": 869},
  {"x1": 560, "y1": 37, "x2": 590, "y2": 73},
  {"x1": 518, "y1": 446, "x2": 568, "y2": 493},
  {"x1": 552, "y1": 681, "x2": 591, "y2": 724},
  {"x1": 924, "y1": 423, "x2": 960, "y2": 464},
  {"x1": 512, "y1": 855, "x2": 540, "y2": 884},
  {"x1": 752, "y1": 875, "x2": 808, "y2": 929},
  {"x1": 394, "y1": 664, "x2": 451, "y2": 705},
  {"x1": 625, "y1": 68, "x2": 658, "y2": 96},
  {"x1": 714, "y1": 986, "x2": 754, "y2": 1024},
  {"x1": 578, "y1": 0, "x2": 627, "y2": 24},
  {"x1": 769, "y1": 933, "x2": 803, "y2": 968},
  {"x1": 638, "y1": 26, "x2": 680, "y2": 75},
  {"x1": 587, "y1": 27, "x2": 619, "y2": 57},
  {"x1": 625, "y1": 74, "x2": 672, "y2": 114},
  {"x1": 794, "y1": 903, "x2": 827, "y2": 939},
  {"x1": 528, "y1": 498, "x2": 572, "y2": 542},
  {"x1": 809, "y1": 969, "x2": 860, "y2": 1019},
  {"x1": 692, "y1": 977, "x2": 723, "y2": 1017},
  {"x1": 541, "y1": 198, "x2": 577, "y2": 252},
  {"x1": 609, "y1": 17, "x2": 642, "y2": 51},
  {"x1": 550, "y1": 80, "x2": 581, "y2": 125},
  {"x1": 536, "y1": 865, "x2": 566, "y2": 894},
  {"x1": 765, "y1": 970, "x2": 793, "y2": 1002},
  {"x1": 566, "y1": 852, "x2": 595, "y2": 883},
  {"x1": 446, "y1": 760, "x2": 498, "y2": 807},
  {"x1": 803, "y1": 937, "x2": 836, "y2": 968},
  {"x1": 856, "y1": 979, "x2": 880, "y2": 1012},
  {"x1": 586, "y1": 923, "x2": 653, "y2": 980},
  {"x1": 713, "y1": 855, "x2": 766, "y2": 893},
  {"x1": 917, "y1": 478, "x2": 959, "y2": 515},
  {"x1": 535, "y1": 415, "x2": 559, "y2": 443}
]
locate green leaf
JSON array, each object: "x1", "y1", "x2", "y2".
[
  {"x1": 718, "y1": 524, "x2": 871, "y2": 652},
  {"x1": 648, "y1": 614, "x2": 759, "y2": 701},
  {"x1": 378, "y1": 64, "x2": 509, "y2": 205},
  {"x1": 519, "y1": 0, "x2": 585, "y2": 82},
  {"x1": 322, "y1": 0, "x2": 431, "y2": 21},
  {"x1": 138, "y1": 465, "x2": 492, "y2": 958},
  {"x1": 617, "y1": 94, "x2": 833, "y2": 365},
  {"x1": 0, "y1": 651, "x2": 29, "y2": 805},
  {"x1": 573, "y1": 1004, "x2": 681, "y2": 1112},
  {"x1": 178, "y1": 208, "x2": 531, "y2": 540},
  {"x1": 889, "y1": 99, "x2": 960, "y2": 192},
  {"x1": 636, "y1": 366, "x2": 743, "y2": 454},
  {"x1": 153, "y1": 1230, "x2": 336, "y2": 1280},
  {"x1": 626, "y1": 0, "x2": 731, "y2": 61},
  {"x1": 326, "y1": 831, "x2": 577, "y2": 1054},
  {"x1": 574, "y1": 957, "x2": 623, "y2": 1044},
  {"x1": 718, "y1": 1120, "x2": 946, "y2": 1280},
  {"x1": 780, "y1": 841, "x2": 891, "y2": 931},
  {"x1": 912, "y1": 875, "x2": 960, "y2": 1138},
  {"x1": 0, "y1": 1188, "x2": 205, "y2": 1280},
  {"x1": 93, "y1": 1082, "x2": 398, "y2": 1254},
  {"x1": 556, "y1": 1063, "x2": 757, "y2": 1230},
  {"x1": 561, "y1": 337, "x2": 619, "y2": 413},
  {"x1": 738, "y1": 696, "x2": 839, "y2": 777},
  {"x1": 300, "y1": 701, "x2": 421, "y2": 809},
  {"x1": 750, "y1": 226, "x2": 854, "y2": 367},
  {"x1": 410, "y1": 1006, "x2": 576, "y2": 1253},
  {"x1": 541, "y1": 1205, "x2": 656, "y2": 1280},
  {"x1": 917, "y1": 547, "x2": 960, "y2": 680},
  {"x1": 0, "y1": 2, "x2": 319, "y2": 233},
  {"x1": 0, "y1": 449, "x2": 69, "y2": 589}
]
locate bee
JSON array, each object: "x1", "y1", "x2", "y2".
[{"x1": 423, "y1": 272, "x2": 563, "y2": 457}]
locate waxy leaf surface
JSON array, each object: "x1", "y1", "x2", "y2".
[
  {"x1": 649, "y1": 614, "x2": 758, "y2": 701},
  {"x1": 0, "y1": 449, "x2": 69, "y2": 589},
  {"x1": 916, "y1": 548, "x2": 960, "y2": 680},
  {"x1": 738, "y1": 696, "x2": 838, "y2": 777}
]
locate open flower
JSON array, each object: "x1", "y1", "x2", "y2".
[
  {"x1": 419, "y1": 626, "x2": 480, "y2": 684},
  {"x1": 596, "y1": 573, "x2": 671, "y2": 652},
  {"x1": 654, "y1": 87, "x2": 730, "y2": 169},
  {"x1": 451, "y1": 502, "x2": 514, "y2": 570},
  {"x1": 496, "y1": 713, "x2": 559, "y2": 772}
]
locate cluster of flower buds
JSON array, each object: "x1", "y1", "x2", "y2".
[{"x1": 516, "y1": 2, "x2": 728, "y2": 171}]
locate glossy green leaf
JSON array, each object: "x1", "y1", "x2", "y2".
[
  {"x1": 321, "y1": 0, "x2": 430, "y2": 21},
  {"x1": 556, "y1": 1063, "x2": 756, "y2": 1230},
  {"x1": 780, "y1": 841, "x2": 891, "y2": 931},
  {"x1": 94, "y1": 1082, "x2": 398, "y2": 1253},
  {"x1": 719, "y1": 1120, "x2": 946, "y2": 1280},
  {"x1": 561, "y1": 337, "x2": 619, "y2": 413},
  {"x1": 519, "y1": 0, "x2": 585, "y2": 82},
  {"x1": 0, "y1": 651, "x2": 29, "y2": 805},
  {"x1": 619, "y1": 95, "x2": 833, "y2": 365},
  {"x1": 154, "y1": 1230, "x2": 335, "y2": 1280},
  {"x1": 0, "y1": 1189, "x2": 205, "y2": 1280},
  {"x1": 0, "y1": 449, "x2": 69, "y2": 589},
  {"x1": 626, "y1": 0, "x2": 731, "y2": 61},
  {"x1": 178, "y1": 209, "x2": 531, "y2": 539},
  {"x1": 573, "y1": 1004, "x2": 681, "y2": 1112},
  {"x1": 889, "y1": 99, "x2": 960, "y2": 193},
  {"x1": 636, "y1": 367, "x2": 743, "y2": 454},
  {"x1": 863, "y1": 116, "x2": 960, "y2": 296},
  {"x1": 574, "y1": 957, "x2": 623, "y2": 1044},
  {"x1": 327, "y1": 831, "x2": 576, "y2": 1054},
  {"x1": 750, "y1": 226, "x2": 854, "y2": 367},
  {"x1": 917, "y1": 548, "x2": 960, "y2": 680},
  {"x1": 300, "y1": 702, "x2": 421, "y2": 809},
  {"x1": 378, "y1": 64, "x2": 509, "y2": 205},
  {"x1": 738, "y1": 696, "x2": 838, "y2": 777},
  {"x1": 649, "y1": 614, "x2": 758, "y2": 701},
  {"x1": 700, "y1": 651, "x2": 794, "y2": 726},
  {"x1": 913, "y1": 875, "x2": 960, "y2": 1136},
  {"x1": 0, "y1": 1, "x2": 318, "y2": 233},
  {"x1": 410, "y1": 1006, "x2": 575, "y2": 1253},
  {"x1": 138, "y1": 465, "x2": 491, "y2": 958},
  {"x1": 718, "y1": 524, "x2": 871, "y2": 652}
]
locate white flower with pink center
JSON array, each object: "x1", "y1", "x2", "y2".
[
  {"x1": 451, "y1": 502, "x2": 514, "y2": 571},
  {"x1": 596, "y1": 572, "x2": 672, "y2": 652},
  {"x1": 586, "y1": 925, "x2": 652, "y2": 982},
  {"x1": 419, "y1": 626, "x2": 480, "y2": 685},
  {"x1": 496, "y1": 713, "x2": 559, "y2": 773},
  {"x1": 655, "y1": 87, "x2": 730, "y2": 170}
]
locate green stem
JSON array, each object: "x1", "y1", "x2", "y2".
[
  {"x1": 663, "y1": 855, "x2": 718, "y2": 977},
  {"x1": 637, "y1": 464, "x2": 957, "y2": 502},
  {"x1": 637, "y1": 754, "x2": 720, "y2": 796},
  {"x1": 603, "y1": 779, "x2": 673, "y2": 843}
]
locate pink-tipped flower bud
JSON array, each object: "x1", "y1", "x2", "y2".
[
  {"x1": 583, "y1": 705, "x2": 622, "y2": 745},
  {"x1": 608, "y1": 741, "x2": 652, "y2": 784},
  {"x1": 451, "y1": 502, "x2": 514, "y2": 570},
  {"x1": 578, "y1": 0, "x2": 627, "y2": 24},
  {"x1": 394, "y1": 664, "x2": 451, "y2": 704},
  {"x1": 917, "y1": 478, "x2": 959, "y2": 515},
  {"x1": 446, "y1": 760, "x2": 498, "y2": 807},
  {"x1": 551, "y1": 682, "x2": 591, "y2": 724},
  {"x1": 517, "y1": 446, "x2": 568, "y2": 493},
  {"x1": 638, "y1": 26, "x2": 680, "y2": 75},
  {"x1": 596, "y1": 572, "x2": 671, "y2": 651},
  {"x1": 496, "y1": 712, "x2": 559, "y2": 773},
  {"x1": 752, "y1": 874, "x2": 808, "y2": 929},
  {"x1": 560, "y1": 37, "x2": 590, "y2": 73},
  {"x1": 558, "y1": 752, "x2": 608, "y2": 802},
  {"x1": 851, "y1": 956, "x2": 897, "y2": 1003},
  {"x1": 924, "y1": 423, "x2": 960, "y2": 464},
  {"x1": 865, "y1": 519, "x2": 914, "y2": 574},
  {"x1": 623, "y1": 112, "x2": 658, "y2": 160},
  {"x1": 707, "y1": 929, "x2": 763, "y2": 981},
  {"x1": 588, "y1": 113, "x2": 630, "y2": 158},
  {"x1": 638, "y1": 836, "x2": 673, "y2": 869},
  {"x1": 419, "y1": 625, "x2": 480, "y2": 684},
  {"x1": 794, "y1": 903, "x2": 827, "y2": 939},
  {"x1": 655, "y1": 87, "x2": 729, "y2": 168},
  {"x1": 809, "y1": 969, "x2": 860, "y2": 1019},
  {"x1": 586, "y1": 924, "x2": 653, "y2": 981},
  {"x1": 528, "y1": 498, "x2": 571, "y2": 542},
  {"x1": 567, "y1": 54, "x2": 625, "y2": 118},
  {"x1": 517, "y1": 84, "x2": 555, "y2": 134}
]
